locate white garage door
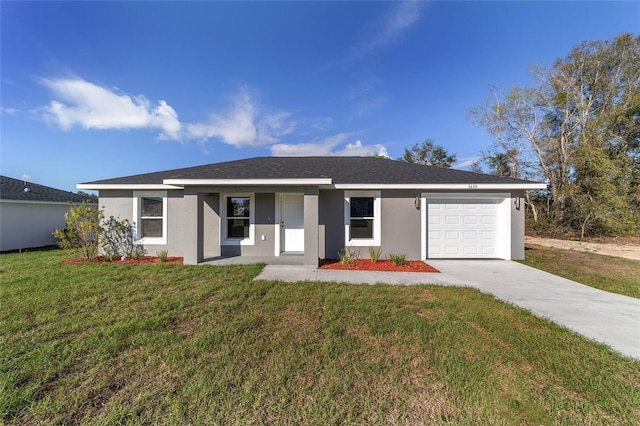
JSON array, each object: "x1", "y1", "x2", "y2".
[{"x1": 427, "y1": 199, "x2": 499, "y2": 258}]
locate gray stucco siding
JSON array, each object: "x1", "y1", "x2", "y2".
[
  {"x1": 221, "y1": 192, "x2": 276, "y2": 257},
  {"x1": 319, "y1": 190, "x2": 423, "y2": 260},
  {"x1": 98, "y1": 190, "x2": 134, "y2": 222},
  {"x1": 379, "y1": 190, "x2": 422, "y2": 260},
  {"x1": 99, "y1": 190, "x2": 183, "y2": 257},
  {"x1": 510, "y1": 190, "x2": 526, "y2": 260},
  {"x1": 99, "y1": 187, "x2": 528, "y2": 264},
  {"x1": 318, "y1": 189, "x2": 345, "y2": 260}
]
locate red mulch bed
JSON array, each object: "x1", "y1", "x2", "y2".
[
  {"x1": 319, "y1": 258, "x2": 439, "y2": 273},
  {"x1": 62, "y1": 256, "x2": 183, "y2": 265}
]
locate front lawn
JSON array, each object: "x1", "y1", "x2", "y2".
[
  {"x1": 2, "y1": 250, "x2": 639, "y2": 425},
  {"x1": 520, "y1": 245, "x2": 640, "y2": 299}
]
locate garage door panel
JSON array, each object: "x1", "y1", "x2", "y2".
[
  {"x1": 463, "y1": 246, "x2": 480, "y2": 255},
  {"x1": 427, "y1": 199, "x2": 500, "y2": 259},
  {"x1": 445, "y1": 230, "x2": 459, "y2": 239},
  {"x1": 481, "y1": 215, "x2": 496, "y2": 225},
  {"x1": 481, "y1": 231, "x2": 495, "y2": 239},
  {"x1": 445, "y1": 216, "x2": 459, "y2": 224},
  {"x1": 463, "y1": 215, "x2": 478, "y2": 224},
  {"x1": 463, "y1": 230, "x2": 477, "y2": 239}
]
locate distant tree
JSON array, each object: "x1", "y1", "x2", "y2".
[
  {"x1": 470, "y1": 33, "x2": 640, "y2": 237},
  {"x1": 400, "y1": 139, "x2": 457, "y2": 168},
  {"x1": 77, "y1": 191, "x2": 98, "y2": 202}
]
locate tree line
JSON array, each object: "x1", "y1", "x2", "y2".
[{"x1": 403, "y1": 33, "x2": 639, "y2": 238}]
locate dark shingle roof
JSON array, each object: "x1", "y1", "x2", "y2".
[
  {"x1": 1, "y1": 176, "x2": 94, "y2": 203},
  {"x1": 81, "y1": 156, "x2": 541, "y2": 186}
]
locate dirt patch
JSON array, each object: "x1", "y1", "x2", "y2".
[
  {"x1": 525, "y1": 236, "x2": 640, "y2": 261},
  {"x1": 320, "y1": 258, "x2": 439, "y2": 272},
  {"x1": 62, "y1": 256, "x2": 183, "y2": 265}
]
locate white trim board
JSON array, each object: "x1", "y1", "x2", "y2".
[{"x1": 335, "y1": 183, "x2": 546, "y2": 190}]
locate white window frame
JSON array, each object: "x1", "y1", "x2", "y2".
[
  {"x1": 344, "y1": 190, "x2": 381, "y2": 247},
  {"x1": 133, "y1": 191, "x2": 168, "y2": 245},
  {"x1": 221, "y1": 193, "x2": 255, "y2": 246}
]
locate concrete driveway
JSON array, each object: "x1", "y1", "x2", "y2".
[{"x1": 255, "y1": 260, "x2": 640, "y2": 360}]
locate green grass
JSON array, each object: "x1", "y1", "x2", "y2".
[
  {"x1": 2, "y1": 249, "x2": 640, "y2": 425},
  {"x1": 520, "y1": 245, "x2": 640, "y2": 299}
]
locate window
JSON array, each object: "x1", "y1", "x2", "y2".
[
  {"x1": 350, "y1": 197, "x2": 374, "y2": 239},
  {"x1": 133, "y1": 191, "x2": 167, "y2": 244},
  {"x1": 227, "y1": 196, "x2": 250, "y2": 238},
  {"x1": 141, "y1": 196, "x2": 163, "y2": 238},
  {"x1": 222, "y1": 194, "x2": 254, "y2": 245},
  {"x1": 344, "y1": 191, "x2": 380, "y2": 246}
]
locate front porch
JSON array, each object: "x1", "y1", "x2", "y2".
[
  {"x1": 200, "y1": 252, "x2": 305, "y2": 266},
  {"x1": 183, "y1": 188, "x2": 320, "y2": 267}
]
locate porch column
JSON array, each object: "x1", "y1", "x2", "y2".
[
  {"x1": 183, "y1": 191, "x2": 202, "y2": 265},
  {"x1": 303, "y1": 189, "x2": 319, "y2": 266}
]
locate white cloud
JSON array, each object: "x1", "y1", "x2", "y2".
[
  {"x1": 336, "y1": 140, "x2": 389, "y2": 157},
  {"x1": 184, "y1": 87, "x2": 295, "y2": 147},
  {"x1": 20, "y1": 174, "x2": 34, "y2": 183},
  {"x1": 271, "y1": 133, "x2": 351, "y2": 156},
  {"x1": 38, "y1": 78, "x2": 298, "y2": 147},
  {"x1": 271, "y1": 135, "x2": 388, "y2": 158},
  {"x1": 452, "y1": 156, "x2": 482, "y2": 170},
  {"x1": 40, "y1": 78, "x2": 181, "y2": 140},
  {"x1": 351, "y1": 1, "x2": 421, "y2": 58},
  {"x1": 1, "y1": 107, "x2": 18, "y2": 115}
]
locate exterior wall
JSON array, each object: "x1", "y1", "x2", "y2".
[
  {"x1": 154, "y1": 191, "x2": 183, "y2": 256},
  {"x1": 379, "y1": 190, "x2": 422, "y2": 260},
  {"x1": 319, "y1": 189, "x2": 344, "y2": 259},
  {"x1": 202, "y1": 194, "x2": 220, "y2": 259},
  {"x1": 303, "y1": 189, "x2": 319, "y2": 266},
  {"x1": 0, "y1": 201, "x2": 76, "y2": 251},
  {"x1": 99, "y1": 190, "x2": 134, "y2": 222},
  {"x1": 99, "y1": 187, "x2": 529, "y2": 263},
  {"x1": 320, "y1": 190, "x2": 423, "y2": 260},
  {"x1": 510, "y1": 190, "x2": 526, "y2": 260},
  {"x1": 99, "y1": 190, "x2": 183, "y2": 257},
  {"x1": 221, "y1": 192, "x2": 276, "y2": 257}
]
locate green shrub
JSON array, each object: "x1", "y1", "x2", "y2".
[
  {"x1": 157, "y1": 249, "x2": 169, "y2": 263},
  {"x1": 53, "y1": 201, "x2": 103, "y2": 260},
  {"x1": 101, "y1": 216, "x2": 145, "y2": 260},
  {"x1": 102, "y1": 252, "x2": 117, "y2": 262},
  {"x1": 338, "y1": 246, "x2": 360, "y2": 265},
  {"x1": 389, "y1": 253, "x2": 406, "y2": 266},
  {"x1": 368, "y1": 246, "x2": 383, "y2": 263}
]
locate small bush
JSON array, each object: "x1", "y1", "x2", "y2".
[
  {"x1": 53, "y1": 201, "x2": 103, "y2": 260},
  {"x1": 157, "y1": 249, "x2": 169, "y2": 263},
  {"x1": 130, "y1": 248, "x2": 143, "y2": 260},
  {"x1": 338, "y1": 246, "x2": 360, "y2": 265},
  {"x1": 102, "y1": 252, "x2": 117, "y2": 262},
  {"x1": 101, "y1": 216, "x2": 145, "y2": 260},
  {"x1": 389, "y1": 253, "x2": 406, "y2": 266},
  {"x1": 368, "y1": 246, "x2": 383, "y2": 263}
]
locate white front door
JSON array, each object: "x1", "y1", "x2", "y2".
[{"x1": 281, "y1": 195, "x2": 304, "y2": 252}]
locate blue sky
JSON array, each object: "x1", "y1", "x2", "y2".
[{"x1": 2, "y1": 1, "x2": 638, "y2": 192}]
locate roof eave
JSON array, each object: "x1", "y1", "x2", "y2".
[
  {"x1": 162, "y1": 178, "x2": 333, "y2": 186},
  {"x1": 333, "y1": 183, "x2": 548, "y2": 190},
  {"x1": 76, "y1": 184, "x2": 183, "y2": 190}
]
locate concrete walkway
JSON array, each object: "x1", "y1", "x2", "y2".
[{"x1": 255, "y1": 260, "x2": 640, "y2": 360}]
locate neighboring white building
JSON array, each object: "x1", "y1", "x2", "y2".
[{"x1": 0, "y1": 176, "x2": 95, "y2": 252}]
